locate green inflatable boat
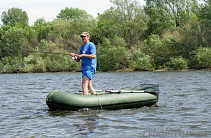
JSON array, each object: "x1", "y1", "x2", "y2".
[{"x1": 46, "y1": 84, "x2": 159, "y2": 111}]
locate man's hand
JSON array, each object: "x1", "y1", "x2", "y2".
[
  {"x1": 69, "y1": 53, "x2": 75, "y2": 57},
  {"x1": 70, "y1": 53, "x2": 80, "y2": 62}
]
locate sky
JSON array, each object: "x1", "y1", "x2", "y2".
[{"x1": 0, "y1": 0, "x2": 145, "y2": 26}]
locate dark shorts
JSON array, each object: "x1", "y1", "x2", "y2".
[{"x1": 82, "y1": 67, "x2": 95, "y2": 80}]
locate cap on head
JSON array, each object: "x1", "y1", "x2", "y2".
[{"x1": 80, "y1": 32, "x2": 90, "y2": 37}]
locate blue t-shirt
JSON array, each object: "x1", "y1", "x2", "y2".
[{"x1": 79, "y1": 42, "x2": 97, "y2": 71}]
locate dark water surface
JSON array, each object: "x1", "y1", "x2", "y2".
[{"x1": 0, "y1": 71, "x2": 211, "y2": 137}]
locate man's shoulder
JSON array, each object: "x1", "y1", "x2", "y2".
[
  {"x1": 85, "y1": 42, "x2": 96, "y2": 50},
  {"x1": 86, "y1": 42, "x2": 95, "y2": 46}
]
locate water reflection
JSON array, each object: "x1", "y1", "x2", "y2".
[
  {"x1": 47, "y1": 110, "x2": 100, "y2": 136},
  {"x1": 47, "y1": 110, "x2": 75, "y2": 117},
  {"x1": 74, "y1": 117, "x2": 98, "y2": 135}
]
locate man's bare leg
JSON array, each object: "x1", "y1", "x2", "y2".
[
  {"x1": 82, "y1": 76, "x2": 89, "y2": 95},
  {"x1": 88, "y1": 80, "x2": 96, "y2": 95}
]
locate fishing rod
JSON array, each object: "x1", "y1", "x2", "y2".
[
  {"x1": 0, "y1": 48, "x2": 71, "y2": 55},
  {"x1": 0, "y1": 48, "x2": 79, "y2": 59}
]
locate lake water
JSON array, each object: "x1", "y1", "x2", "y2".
[{"x1": 0, "y1": 71, "x2": 210, "y2": 137}]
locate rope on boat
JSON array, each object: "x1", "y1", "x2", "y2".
[
  {"x1": 96, "y1": 94, "x2": 103, "y2": 111},
  {"x1": 46, "y1": 91, "x2": 56, "y2": 102}
]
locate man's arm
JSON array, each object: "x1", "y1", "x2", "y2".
[{"x1": 78, "y1": 54, "x2": 96, "y2": 59}]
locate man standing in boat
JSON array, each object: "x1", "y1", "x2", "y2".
[{"x1": 70, "y1": 32, "x2": 97, "y2": 95}]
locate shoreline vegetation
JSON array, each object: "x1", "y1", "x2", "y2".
[
  {"x1": 0, "y1": 67, "x2": 210, "y2": 74},
  {"x1": 1, "y1": 0, "x2": 211, "y2": 74}
]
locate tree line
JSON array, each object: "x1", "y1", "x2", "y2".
[{"x1": 0, "y1": 0, "x2": 211, "y2": 73}]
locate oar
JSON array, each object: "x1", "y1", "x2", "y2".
[
  {"x1": 78, "y1": 90, "x2": 103, "y2": 92},
  {"x1": 76, "y1": 90, "x2": 103, "y2": 95},
  {"x1": 105, "y1": 90, "x2": 159, "y2": 94}
]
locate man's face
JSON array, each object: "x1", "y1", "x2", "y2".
[{"x1": 81, "y1": 36, "x2": 89, "y2": 44}]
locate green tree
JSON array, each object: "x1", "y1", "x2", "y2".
[
  {"x1": 144, "y1": 0, "x2": 197, "y2": 35},
  {"x1": 1, "y1": 7, "x2": 29, "y2": 26},
  {"x1": 165, "y1": 0, "x2": 194, "y2": 27},
  {"x1": 33, "y1": 18, "x2": 52, "y2": 42},
  {"x1": 95, "y1": 0, "x2": 147, "y2": 48},
  {"x1": 0, "y1": 25, "x2": 11, "y2": 58},
  {"x1": 142, "y1": 33, "x2": 184, "y2": 68},
  {"x1": 144, "y1": 0, "x2": 174, "y2": 35},
  {"x1": 70, "y1": 16, "x2": 97, "y2": 35},
  {"x1": 1, "y1": 26, "x2": 29, "y2": 57},
  {"x1": 57, "y1": 7, "x2": 97, "y2": 51},
  {"x1": 0, "y1": 23, "x2": 37, "y2": 58},
  {"x1": 93, "y1": 9, "x2": 119, "y2": 44},
  {"x1": 47, "y1": 19, "x2": 83, "y2": 52},
  {"x1": 198, "y1": 0, "x2": 211, "y2": 46},
  {"x1": 57, "y1": 7, "x2": 97, "y2": 41},
  {"x1": 57, "y1": 7, "x2": 89, "y2": 21},
  {"x1": 47, "y1": 19, "x2": 71, "y2": 49}
]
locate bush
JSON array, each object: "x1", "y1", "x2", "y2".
[
  {"x1": 129, "y1": 45, "x2": 153, "y2": 71},
  {"x1": 142, "y1": 34, "x2": 180, "y2": 69},
  {"x1": 131, "y1": 54, "x2": 153, "y2": 71},
  {"x1": 98, "y1": 45, "x2": 129, "y2": 71},
  {"x1": 21, "y1": 55, "x2": 35, "y2": 72},
  {"x1": 97, "y1": 37, "x2": 129, "y2": 71},
  {"x1": 21, "y1": 64, "x2": 35, "y2": 73},
  {"x1": 0, "y1": 56, "x2": 23, "y2": 73},
  {"x1": 167, "y1": 56, "x2": 188, "y2": 70},
  {"x1": 44, "y1": 54, "x2": 80, "y2": 72},
  {"x1": 21, "y1": 55, "x2": 46, "y2": 73},
  {"x1": 195, "y1": 47, "x2": 211, "y2": 69},
  {"x1": 33, "y1": 57, "x2": 47, "y2": 72},
  {"x1": 0, "y1": 50, "x2": 83, "y2": 73}
]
